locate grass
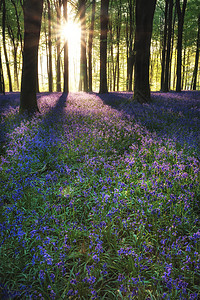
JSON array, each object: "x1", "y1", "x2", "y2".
[{"x1": 0, "y1": 92, "x2": 200, "y2": 299}]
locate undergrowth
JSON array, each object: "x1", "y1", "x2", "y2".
[{"x1": 0, "y1": 92, "x2": 199, "y2": 299}]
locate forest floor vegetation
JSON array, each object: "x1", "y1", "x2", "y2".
[{"x1": 0, "y1": 91, "x2": 200, "y2": 299}]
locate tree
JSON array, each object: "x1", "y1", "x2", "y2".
[
  {"x1": 63, "y1": 0, "x2": 69, "y2": 93},
  {"x1": 20, "y1": 0, "x2": 43, "y2": 113},
  {"x1": 126, "y1": 0, "x2": 135, "y2": 92},
  {"x1": 162, "y1": 0, "x2": 173, "y2": 92},
  {"x1": 79, "y1": 0, "x2": 88, "y2": 92},
  {"x1": 88, "y1": 0, "x2": 96, "y2": 92},
  {"x1": 99, "y1": 0, "x2": 109, "y2": 93},
  {"x1": 191, "y1": 14, "x2": 200, "y2": 90},
  {"x1": 133, "y1": 0, "x2": 157, "y2": 103},
  {"x1": 175, "y1": 0, "x2": 187, "y2": 92},
  {"x1": 47, "y1": 0, "x2": 53, "y2": 92},
  {"x1": 54, "y1": 0, "x2": 62, "y2": 92},
  {"x1": 0, "y1": 46, "x2": 5, "y2": 94},
  {"x1": 2, "y1": 0, "x2": 13, "y2": 92}
]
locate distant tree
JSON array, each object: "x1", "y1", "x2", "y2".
[
  {"x1": 54, "y1": 0, "x2": 62, "y2": 92},
  {"x1": 47, "y1": 0, "x2": 53, "y2": 92},
  {"x1": 20, "y1": 0, "x2": 43, "y2": 113},
  {"x1": 79, "y1": 0, "x2": 88, "y2": 92},
  {"x1": 88, "y1": 0, "x2": 96, "y2": 92},
  {"x1": 161, "y1": 0, "x2": 173, "y2": 92},
  {"x1": 126, "y1": 0, "x2": 135, "y2": 92},
  {"x1": 2, "y1": 0, "x2": 13, "y2": 92},
  {"x1": 175, "y1": 0, "x2": 187, "y2": 92},
  {"x1": 133, "y1": 0, "x2": 157, "y2": 103},
  {"x1": 99, "y1": 0, "x2": 109, "y2": 93},
  {"x1": 63, "y1": 0, "x2": 69, "y2": 93},
  {"x1": 191, "y1": 14, "x2": 200, "y2": 90},
  {"x1": 0, "y1": 46, "x2": 5, "y2": 94}
]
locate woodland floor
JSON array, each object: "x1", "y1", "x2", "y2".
[{"x1": 0, "y1": 90, "x2": 200, "y2": 299}]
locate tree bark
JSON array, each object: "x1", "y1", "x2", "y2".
[
  {"x1": 79, "y1": 0, "x2": 88, "y2": 92},
  {"x1": 2, "y1": 0, "x2": 13, "y2": 92},
  {"x1": 20, "y1": 0, "x2": 43, "y2": 113},
  {"x1": 63, "y1": 0, "x2": 69, "y2": 93},
  {"x1": 176, "y1": 0, "x2": 187, "y2": 92},
  {"x1": 191, "y1": 14, "x2": 200, "y2": 90},
  {"x1": 163, "y1": 0, "x2": 173, "y2": 92},
  {"x1": 0, "y1": 46, "x2": 5, "y2": 94},
  {"x1": 7, "y1": 24, "x2": 20, "y2": 91},
  {"x1": 116, "y1": 1, "x2": 121, "y2": 91},
  {"x1": 88, "y1": 0, "x2": 96, "y2": 92},
  {"x1": 55, "y1": 0, "x2": 62, "y2": 92},
  {"x1": 47, "y1": 0, "x2": 53, "y2": 92},
  {"x1": 133, "y1": 0, "x2": 157, "y2": 103},
  {"x1": 99, "y1": 0, "x2": 109, "y2": 93},
  {"x1": 161, "y1": 0, "x2": 169, "y2": 91},
  {"x1": 126, "y1": 0, "x2": 135, "y2": 92}
]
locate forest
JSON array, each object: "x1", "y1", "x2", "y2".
[
  {"x1": 0, "y1": 0, "x2": 200, "y2": 299},
  {"x1": 0, "y1": 0, "x2": 199, "y2": 98}
]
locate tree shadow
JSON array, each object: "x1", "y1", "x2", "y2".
[
  {"x1": 97, "y1": 91, "x2": 200, "y2": 155},
  {"x1": 0, "y1": 92, "x2": 68, "y2": 156}
]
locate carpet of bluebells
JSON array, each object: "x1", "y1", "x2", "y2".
[{"x1": 0, "y1": 91, "x2": 200, "y2": 299}]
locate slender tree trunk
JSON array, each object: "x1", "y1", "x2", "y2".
[
  {"x1": 176, "y1": 0, "x2": 187, "y2": 92},
  {"x1": 109, "y1": 20, "x2": 116, "y2": 91},
  {"x1": 99, "y1": 0, "x2": 109, "y2": 93},
  {"x1": 0, "y1": 46, "x2": 5, "y2": 94},
  {"x1": 163, "y1": 0, "x2": 173, "y2": 92},
  {"x1": 63, "y1": 0, "x2": 69, "y2": 93},
  {"x1": 126, "y1": 0, "x2": 135, "y2": 92},
  {"x1": 7, "y1": 24, "x2": 20, "y2": 91},
  {"x1": 2, "y1": 0, "x2": 13, "y2": 92},
  {"x1": 191, "y1": 14, "x2": 200, "y2": 90},
  {"x1": 133, "y1": 0, "x2": 157, "y2": 103},
  {"x1": 116, "y1": 1, "x2": 121, "y2": 91},
  {"x1": 182, "y1": 46, "x2": 186, "y2": 90},
  {"x1": 173, "y1": 48, "x2": 177, "y2": 90},
  {"x1": 185, "y1": 48, "x2": 190, "y2": 89},
  {"x1": 20, "y1": 0, "x2": 43, "y2": 113},
  {"x1": 88, "y1": 0, "x2": 96, "y2": 92},
  {"x1": 161, "y1": 0, "x2": 168, "y2": 91},
  {"x1": 56, "y1": 0, "x2": 62, "y2": 92},
  {"x1": 79, "y1": 0, "x2": 88, "y2": 92},
  {"x1": 10, "y1": 0, "x2": 23, "y2": 52},
  {"x1": 169, "y1": 6, "x2": 176, "y2": 89},
  {"x1": 47, "y1": 0, "x2": 53, "y2": 92}
]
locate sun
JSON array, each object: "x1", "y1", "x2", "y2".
[{"x1": 62, "y1": 21, "x2": 81, "y2": 44}]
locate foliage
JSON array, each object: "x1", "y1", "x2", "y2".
[{"x1": 0, "y1": 91, "x2": 199, "y2": 299}]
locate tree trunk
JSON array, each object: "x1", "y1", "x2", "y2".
[
  {"x1": 161, "y1": 0, "x2": 169, "y2": 91},
  {"x1": 47, "y1": 0, "x2": 53, "y2": 92},
  {"x1": 7, "y1": 24, "x2": 20, "y2": 91},
  {"x1": 116, "y1": 1, "x2": 121, "y2": 91},
  {"x1": 191, "y1": 14, "x2": 200, "y2": 90},
  {"x1": 99, "y1": 0, "x2": 109, "y2": 93},
  {"x1": 88, "y1": 0, "x2": 96, "y2": 92},
  {"x1": 79, "y1": 0, "x2": 88, "y2": 92},
  {"x1": 63, "y1": 0, "x2": 69, "y2": 93},
  {"x1": 2, "y1": 0, "x2": 13, "y2": 92},
  {"x1": 109, "y1": 21, "x2": 116, "y2": 91},
  {"x1": 182, "y1": 46, "x2": 186, "y2": 90},
  {"x1": 20, "y1": 0, "x2": 43, "y2": 114},
  {"x1": 55, "y1": 0, "x2": 62, "y2": 92},
  {"x1": 133, "y1": 0, "x2": 157, "y2": 103},
  {"x1": 10, "y1": 0, "x2": 23, "y2": 52},
  {"x1": 126, "y1": 0, "x2": 135, "y2": 92},
  {"x1": 0, "y1": 46, "x2": 5, "y2": 94},
  {"x1": 163, "y1": 0, "x2": 173, "y2": 92},
  {"x1": 176, "y1": 0, "x2": 187, "y2": 92}
]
